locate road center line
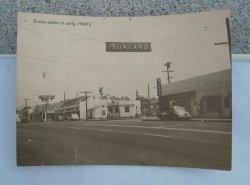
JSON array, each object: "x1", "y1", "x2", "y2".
[
  {"x1": 45, "y1": 125, "x2": 172, "y2": 138},
  {"x1": 18, "y1": 122, "x2": 231, "y2": 135},
  {"x1": 78, "y1": 123, "x2": 231, "y2": 135},
  {"x1": 41, "y1": 125, "x2": 229, "y2": 146},
  {"x1": 89, "y1": 128, "x2": 172, "y2": 138}
]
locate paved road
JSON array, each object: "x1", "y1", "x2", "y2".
[{"x1": 16, "y1": 119, "x2": 232, "y2": 170}]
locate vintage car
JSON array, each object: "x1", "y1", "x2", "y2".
[
  {"x1": 55, "y1": 115, "x2": 63, "y2": 121},
  {"x1": 158, "y1": 106, "x2": 192, "y2": 121},
  {"x1": 67, "y1": 114, "x2": 80, "y2": 121}
]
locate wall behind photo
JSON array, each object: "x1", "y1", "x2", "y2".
[{"x1": 0, "y1": 0, "x2": 250, "y2": 54}]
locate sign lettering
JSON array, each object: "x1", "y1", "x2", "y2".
[{"x1": 106, "y1": 42, "x2": 151, "y2": 52}]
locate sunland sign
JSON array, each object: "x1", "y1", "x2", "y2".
[{"x1": 106, "y1": 42, "x2": 151, "y2": 52}]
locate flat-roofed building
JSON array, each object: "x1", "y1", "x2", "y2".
[{"x1": 159, "y1": 69, "x2": 231, "y2": 118}]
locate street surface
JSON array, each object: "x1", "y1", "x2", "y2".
[{"x1": 17, "y1": 119, "x2": 232, "y2": 170}]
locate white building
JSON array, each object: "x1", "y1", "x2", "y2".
[
  {"x1": 80, "y1": 96, "x2": 141, "y2": 119},
  {"x1": 56, "y1": 95, "x2": 141, "y2": 120},
  {"x1": 107, "y1": 97, "x2": 141, "y2": 118},
  {"x1": 80, "y1": 96, "x2": 108, "y2": 120}
]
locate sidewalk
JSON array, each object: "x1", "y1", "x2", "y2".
[
  {"x1": 190, "y1": 118, "x2": 232, "y2": 123},
  {"x1": 142, "y1": 117, "x2": 232, "y2": 123}
]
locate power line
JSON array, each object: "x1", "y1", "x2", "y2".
[
  {"x1": 19, "y1": 24, "x2": 104, "y2": 43},
  {"x1": 19, "y1": 24, "x2": 170, "y2": 44},
  {"x1": 17, "y1": 54, "x2": 162, "y2": 68}
]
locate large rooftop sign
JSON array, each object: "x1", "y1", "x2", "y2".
[{"x1": 106, "y1": 42, "x2": 151, "y2": 52}]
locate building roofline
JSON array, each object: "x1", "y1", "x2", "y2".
[{"x1": 162, "y1": 69, "x2": 231, "y2": 87}]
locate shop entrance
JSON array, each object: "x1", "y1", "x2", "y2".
[{"x1": 159, "y1": 91, "x2": 195, "y2": 113}]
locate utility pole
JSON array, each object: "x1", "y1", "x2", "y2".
[
  {"x1": 23, "y1": 98, "x2": 29, "y2": 107},
  {"x1": 45, "y1": 99, "x2": 48, "y2": 122},
  {"x1": 63, "y1": 92, "x2": 66, "y2": 119},
  {"x1": 162, "y1": 62, "x2": 174, "y2": 84},
  {"x1": 136, "y1": 90, "x2": 142, "y2": 117},
  {"x1": 214, "y1": 18, "x2": 232, "y2": 63},
  {"x1": 147, "y1": 84, "x2": 150, "y2": 119},
  {"x1": 80, "y1": 91, "x2": 92, "y2": 120}
]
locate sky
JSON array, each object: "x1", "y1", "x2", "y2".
[{"x1": 16, "y1": 10, "x2": 231, "y2": 110}]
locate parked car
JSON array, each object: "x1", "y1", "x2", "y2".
[
  {"x1": 55, "y1": 115, "x2": 63, "y2": 121},
  {"x1": 68, "y1": 114, "x2": 80, "y2": 121},
  {"x1": 158, "y1": 106, "x2": 192, "y2": 121}
]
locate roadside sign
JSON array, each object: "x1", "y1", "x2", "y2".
[{"x1": 156, "y1": 78, "x2": 161, "y2": 96}]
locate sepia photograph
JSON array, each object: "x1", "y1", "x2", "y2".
[{"x1": 16, "y1": 10, "x2": 232, "y2": 170}]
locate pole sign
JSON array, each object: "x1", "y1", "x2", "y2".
[
  {"x1": 106, "y1": 42, "x2": 151, "y2": 52},
  {"x1": 39, "y1": 95, "x2": 55, "y2": 101},
  {"x1": 156, "y1": 78, "x2": 161, "y2": 96}
]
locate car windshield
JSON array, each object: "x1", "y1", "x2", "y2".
[{"x1": 173, "y1": 106, "x2": 185, "y2": 111}]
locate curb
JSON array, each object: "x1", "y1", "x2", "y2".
[
  {"x1": 190, "y1": 119, "x2": 232, "y2": 123},
  {"x1": 142, "y1": 119, "x2": 232, "y2": 123}
]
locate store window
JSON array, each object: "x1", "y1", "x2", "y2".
[
  {"x1": 102, "y1": 110, "x2": 105, "y2": 116},
  {"x1": 115, "y1": 107, "x2": 119, "y2": 113}
]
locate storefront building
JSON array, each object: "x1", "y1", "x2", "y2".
[
  {"x1": 80, "y1": 96, "x2": 141, "y2": 119},
  {"x1": 31, "y1": 102, "x2": 62, "y2": 121},
  {"x1": 159, "y1": 69, "x2": 231, "y2": 118},
  {"x1": 107, "y1": 98, "x2": 141, "y2": 118},
  {"x1": 20, "y1": 107, "x2": 34, "y2": 122}
]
